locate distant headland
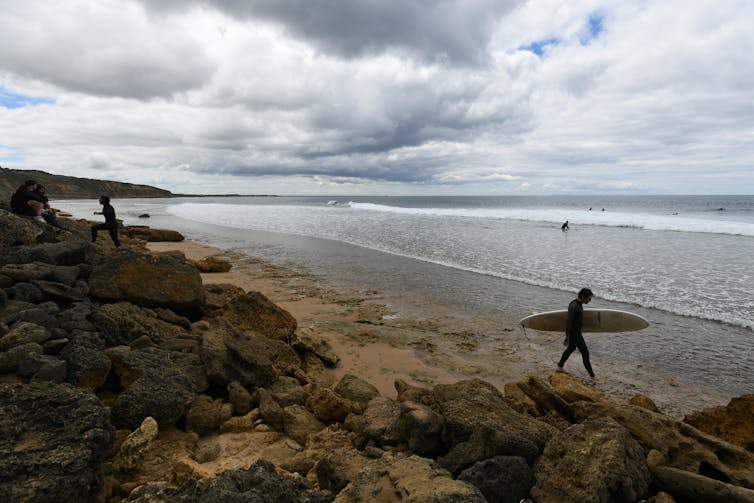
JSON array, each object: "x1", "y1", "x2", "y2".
[{"x1": 0, "y1": 168, "x2": 276, "y2": 200}]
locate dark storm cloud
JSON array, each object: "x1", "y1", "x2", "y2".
[{"x1": 145, "y1": 0, "x2": 520, "y2": 65}]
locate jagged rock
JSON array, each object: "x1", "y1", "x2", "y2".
[
  {"x1": 652, "y1": 465, "x2": 754, "y2": 503},
  {"x1": 5, "y1": 302, "x2": 61, "y2": 332},
  {"x1": 56, "y1": 302, "x2": 97, "y2": 332},
  {"x1": 531, "y1": 417, "x2": 651, "y2": 503},
  {"x1": 573, "y1": 399, "x2": 754, "y2": 489},
  {"x1": 0, "y1": 382, "x2": 113, "y2": 502},
  {"x1": 684, "y1": 394, "x2": 754, "y2": 452},
  {"x1": 269, "y1": 376, "x2": 310, "y2": 407},
  {"x1": 30, "y1": 279, "x2": 87, "y2": 304},
  {"x1": 395, "y1": 379, "x2": 439, "y2": 408},
  {"x1": 201, "y1": 283, "x2": 245, "y2": 315},
  {"x1": 333, "y1": 453, "x2": 486, "y2": 503},
  {"x1": 154, "y1": 307, "x2": 192, "y2": 329},
  {"x1": 105, "y1": 346, "x2": 208, "y2": 393},
  {"x1": 293, "y1": 329, "x2": 341, "y2": 366},
  {"x1": 0, "y1": 262, "x2": 79, "y2": 286},
  {"x1": 225, "y1": 331, "x2": 301, "y2": 380},
  {"x1": 110, "y1": 369, "x2": 195, "y2": 429},
  {"x1": 0, "y1": 274, "x2": 12, "y2": 289},
  {"x1": 334, "y1": 373, "x2": 380, "y2": 409},
  {"x1": 629, "y1": 394, "x2": 660, "y2": 412},
  {"x1": 17, "y1": 353, "x2": 67, "y2": 382},
  {"x1": 219, "y1": 291, "x2": 297, "y2": 342},
  {"x1": 59, "y1": 331, "x2": 112, "y2": 390},
  {"x1": 308, "y1": 387, "x2": 356, "y2": 423},
  {"x1": 0, "y1": 240, "x2": 93, "y2": 266},
  {"x1": 396, "y1": 400, "x2": 445, "y2": 458},
  {"x1": 362, "y1": 396, "x2": 403, "y2": 446},
  {"x1": 259, "y1": 388, "x2": 286, "y2": 431},
  {"x1": 0, "y1": 342, "x2": 44, "y2": 373},
  {"x1": 283, "y1": 404, "x2": 327, "y2": 446},
  {"x1": 316, "y1": 447, "x2": 371, "y2": 494},
  {"x1": 548, "y1": 371, "x2": 606, "y2": 403},
  {"x1": 458, "y1": 455, "x2": 534, "y2": 503},
  {"x1": 433, "y1": 378, "x2": 557, "y2": 451},
  {"x1": 220, "y1": 408, "x2": 261, "y2": 433},
  {"x1": 198, "y1": 318, "x2": 275, "y2": 390},
  {"x1": 517, "y1": 375, "x2": 575, "y2": 422},
  {"x1": 227, "y1": 381, "x2": 255, "y2": 415},
  {"x1": 0, "y1": 321, "x2": 51, "y2": 351},
  {"x1": 125, "y1": 459, "x2": 328, "y2": 502},
  {"x1": 88, "y1": 249, "x2": 204, "y2": 316},
  {"x1": 0, "y1": 289, "x2": 6, "y2": 309},
  {"x1": 439, "y1": 423, "x2": 540, "y2": 476},
  {"x1": 186, "y1": 395, "x2": 227, "y2": 435},
  {"x1": 7, "y1": 281, "x2": 45, "y2": 303},
  {"x1": 0, "y1": 210, "x2": 36, "y2": 247},
  {"x1": 112, "y1": 417, "x2": 159, "y2": 472},
  {"x1": 194, "y1": 256, "x2": 232, "y2": 272},
  {"x1": 648, "y1": 492, "x2": 677, "y2": 503},
  {"x1": 91, "y1": 301, "x2": 196, "y2": 350}
]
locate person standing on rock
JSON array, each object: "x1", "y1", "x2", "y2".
[
  {"x1": 556, "y1": 288, "x2": 603, "y2": 384},
  {"x1": 92, "y1": 195, "x2": 120, "y2": 247}
]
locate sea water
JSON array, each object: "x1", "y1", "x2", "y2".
[{"x1": 61, "y1": 195, "x2": 754, "y2": 396}]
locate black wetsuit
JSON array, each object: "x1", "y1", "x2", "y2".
[
  {"x1": 91, "y1": 203, "x2": 120, "y2": 246},
  {"x1": 558, "y1": 298, "x2": 595, "y2": 377},
  {"x1": 10, "y1": 185, "x2": 46, "y2": 216}
]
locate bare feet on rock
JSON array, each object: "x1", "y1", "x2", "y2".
[{"x1": 591, "y1": 376, "x2": 604, "y2": 385}]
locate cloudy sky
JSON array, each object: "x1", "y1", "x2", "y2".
[{"x1": 1, "y1": 0, "x2": 753, "y2": 195}]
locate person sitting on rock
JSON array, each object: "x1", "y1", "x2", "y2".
[
  {"x1": 10, "y1": 180, "x2": 49, "y2": 220},
  {"x1": 34, "y1": 184, "x2": 61, "y2": 225}
]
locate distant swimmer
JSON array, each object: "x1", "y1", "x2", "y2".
[
  {"x1": 588, "y1": 207, "x2": 592, "y2": 211},
  {"x1": 561, "y1": 220, "x2": 569, "y2": 231}
]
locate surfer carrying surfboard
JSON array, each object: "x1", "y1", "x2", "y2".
[{"x1": 556, "y1": 288, "x2": 604, "y2": 384}]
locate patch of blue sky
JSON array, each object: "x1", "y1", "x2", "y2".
[
  {"x1": 0, "y1": 145, "x2": 23, "y2": 163},
  {"x1": 0, "y1": 86, "x2": 55, "y2": 109},
  {"x1": 519, "y1": 38, "x2": 559, "y2": 57},
  {"x1": 581, "y1": 14, "x2": 605, "y2": 45}
]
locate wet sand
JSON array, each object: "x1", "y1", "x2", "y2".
[{"x1": 148, "y1": 241, "x2": 731, "y2": 418}]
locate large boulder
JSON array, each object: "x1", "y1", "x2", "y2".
[
  {"x1": 573, "y1": 399, "x2": 754, "y2": 489},
  {"x1": 531, "y1": 417, "x2": 651, "y2": 503},
  {"x1": 0, "y1": 382, "x2": 114, "y2": 502},
  {"x1": 439, "y1": 423, "x2": 540, "y2": 477},
  {"x1": 218, "y1": 291, "x2": 297, "y2": 342},
  {"x1": 91, "y1": 301, "x2": 196, "y2": 350},
  {"x1": 88, "y1": 249, "x2": 204, "y2": 317},
  {"x1": 124, "y1": 226, "x2": 184, "y2": 242},
  {"x1": 432, "y1": 379, "x2": 557, "y2": 451},
  {"x1": 225, "y1": 331, "x2": 301, "y2": 377},
  {"x1": 58, "y1": 330, "x2": 112, "y2": 390},
  {"x1": 194, "y1": 256, "x2": 232, "y2": 273},
  {"x1": 334, "y1": 373, "x2": 380, "y2": 409},
  {"x1": 458, "y1": 455, "x2": 534, "y2": 503},
  {"x1": 684, "y1": 394, "x2": 754, "y2": 452},
  {"x1": 0, "y1": 262, "x2": 79, "y2": 285},
  {"x1": 105, "y1": 346, "x2": 208, "y2": 393},
  {"x1": 0, "y1": 210, "x2": 36, "y2": 247},
  {"x1": 0, "y1": 241, "x2": 93, "y2": 266},
  {"x1": 110, "y1": 369, "x2": 195, "y2": 430}
]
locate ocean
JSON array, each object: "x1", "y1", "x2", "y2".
[{"x1": 61, "y1": 195, "x2": 754, "y2": 398}]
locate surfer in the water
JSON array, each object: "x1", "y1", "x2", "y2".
[
  {"x1": 556, "y1": 288, "x2": 603, "y2": 384},
  {"x1": 561, "y1": 220, "x2": 569, "y2": 231}
]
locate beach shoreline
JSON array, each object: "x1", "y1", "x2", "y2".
[{"x1": 148, "y1": 239, "x2": 732, "y2": 418}]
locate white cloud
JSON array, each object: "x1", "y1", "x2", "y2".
[{"x1": 1, "y1": 0, "x2": 753, "y2": 194}]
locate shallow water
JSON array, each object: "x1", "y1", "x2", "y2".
[{"x1": 60, "y1": 195, "x2": 754, "y2": 398}]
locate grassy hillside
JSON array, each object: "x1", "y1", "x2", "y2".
[{"x1": 0, "y1": 167, "x2": 173, "y2": 201}]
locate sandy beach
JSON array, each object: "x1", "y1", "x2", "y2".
[{"x1": 148, "y1": 240, "x2": 732, "y2": 418}]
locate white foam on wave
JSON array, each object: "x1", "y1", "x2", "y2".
[{"x1": 348, "y1": 202, "x2": 754, "y2": 236}]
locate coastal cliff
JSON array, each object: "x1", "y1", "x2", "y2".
[
  {"x1": 1, "y1": 210, "x2": 753, "y2": 502},
  {"x1": 0, "y1": 167, "x2": 173, "y2": 200}
]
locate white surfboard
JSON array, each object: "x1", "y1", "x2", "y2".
[{"x1": 519, "y1": 309, "x2": 649, "y2": 333}]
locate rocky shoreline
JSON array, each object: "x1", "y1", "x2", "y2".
[{"x1": 1, "y1": 209, "x2": 753, "y2": 503}]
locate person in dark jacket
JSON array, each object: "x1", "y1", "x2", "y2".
[
  {"x1": 34, "y1": 184, "x2": 59, "y2": 224},
  {"x1": 10, "y1": 180, "x2": 48, "y2": 217},
  {"x1": 556, "y1": 288, "x2": 603, "y2": 383},
  {"x1": 91, "y1": 195, "x2": 120, "y2": 247}
]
